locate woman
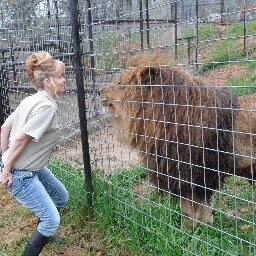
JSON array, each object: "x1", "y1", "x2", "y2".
[{"x1": 0, "y1": 51, "x2": 69, "y2": 255}]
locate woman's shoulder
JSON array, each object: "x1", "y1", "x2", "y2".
[{"x1": 20, "y1": 91, "x2": 57, "y2": 111}]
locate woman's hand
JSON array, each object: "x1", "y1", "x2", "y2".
[
  {"x1": 0, "y1": 168, "x2": 12, "y2": 188},
  {"x1": 0, "y1": 132, "x2": 32, "y2": 189}
]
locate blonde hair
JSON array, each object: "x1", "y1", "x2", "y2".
[{"x1": 25, "y1": 51, "x2": 65, "y2": 89}]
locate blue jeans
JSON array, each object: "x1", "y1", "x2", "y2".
[{"x1": 2, "y1": 165, "x2": 69, "y2": 237}]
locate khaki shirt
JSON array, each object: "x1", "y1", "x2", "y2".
[{"x1": 2, "y1": 90, "x2": 60, "y2": 171}]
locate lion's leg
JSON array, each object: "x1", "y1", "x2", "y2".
[
  {"x1": 180, "y1": 196, "x2": 201, "y2": 228},
  {"x1": 237, "y1": 163, "x2": 256, "y2": 185},
  {"x1": 180, "y1": 192, "x2": 213, "y2": 228},
  {"x1": 198, "y1": 201, "x2": 213, "y2": 225}
]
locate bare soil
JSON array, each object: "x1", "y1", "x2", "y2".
[
  {"x1": 0, "y1": 185, "x2": 135, "y2": 256},
  {"x1": 0, "y1": 187, "x2": 87, "y2": 255}
]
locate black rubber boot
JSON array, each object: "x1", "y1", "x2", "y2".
[{"x1": 23, "y1": 229, "x2": 50, "y2": 256}]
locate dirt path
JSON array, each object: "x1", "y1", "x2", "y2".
[{"x1": 0, "y1": 186, "x2": 89, "y2": 255}]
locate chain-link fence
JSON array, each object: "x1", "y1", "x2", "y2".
[{"x1": 1, "y1": 0, "x2": 256, "y2": 255}]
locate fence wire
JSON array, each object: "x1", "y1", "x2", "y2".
[{"x1": 1, "y1": 0, "x2": 256, "y2": 255}]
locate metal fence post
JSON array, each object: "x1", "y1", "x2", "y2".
[
  {"x1": 86, "y1": 0, "x2": 97, "y2": 113},
  {"x1": 243, "y1": 1, "x2": 247, "y2": 56},
  {"x1": 0, "y1": 66, "x2": 10, "y2": 126},
  {"x1": 69, "y1": 0, "x2": 93, "y2": 220},
  {"x1": 140, "y1": 0, "x2": 144, "y2": 50},
  {"x1": 195, "y1": 0, "x2": 199, "y2": 69},
  {"x1": 175, "y1": 2, "x2": 178, "y2": 60},
  {"x1": 145, "y1": 0, "x2": 150, "y2": 48}
]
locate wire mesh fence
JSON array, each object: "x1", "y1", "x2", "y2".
[{"x1": 1, "y1": 0, "x2": 256, "y2": 255}]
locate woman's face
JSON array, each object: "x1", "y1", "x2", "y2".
[{"x1": 51, "y1": 73, "x2": 66, "y2": 96}]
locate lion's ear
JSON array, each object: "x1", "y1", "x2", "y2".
[{"x1": 139, "y1": 67, "x2": 160, "y2": 85}]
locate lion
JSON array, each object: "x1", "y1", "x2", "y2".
[{"x1": 98, "y1": 59, "x2": 256, "y2": 227}]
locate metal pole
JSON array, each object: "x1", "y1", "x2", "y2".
[
  {"x1": 0, "y1": 67, "x2": 10, "y2": 126},
  {"x1": 54, "y1": 0, "x2": 61, "y2": 52},
  {"x1": 0, "y1": 68, "x2": 6, "y2": 126},
  {"x1": 188, "y1": 37, "x2": 191, "y2": 64},
  {"x1": 243, "y1": 1, "x2": 247, "y2": 56},
  {"x1": 195, "y1": 0, "x2": 199, "y2": 68},
  {"x1": 87, "y1": 0, "x2": 97, "y2": 112},
  {"x1": 220, "y1": 0, "x2": 225, "y2": 24},
  {"x1": 175, "y1": 2, "x2": 178, "y2": 60},
  {"x1": 139, "y1": 0, "x2": 144, "y2": 50},
  {"x1": 69, "y1": 0, "x2": 93, "y2": 220},
  {"x1": 47, "y1": 0, "x2": 50, "y2": 19},
  {"x1": 145, "y1": 0, "x2": 150, "y2": 48}
]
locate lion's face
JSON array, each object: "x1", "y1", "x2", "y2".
[
  {"x1": 98, "y1": 67, "x2": 142, "y2": 115},
  {"x1": 98, "y1": 84, "x2": 118, "y2": 113},
  {"x1": 98, "y1": 84, "x2": 127, "y2": 116},
  {"x1": 98, "y1": 83, "x2": 133, "y2": 144}
]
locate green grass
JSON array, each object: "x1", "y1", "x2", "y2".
[
  {"x1": 223, "y1": 20, "x2": 256, "y2": 37},
  {"x1": 197, "y1": 20, "x2": 256, "y2": 96},
  {"x1": 48, "y1": 158, "x2": 256, "y2": 256},
  {"x1": 198, "y1": 23, "x2": 218, "y2": 42},
  {"x1": 49, "y1": 159, "x2": 87, "y2": 223},
  {"x1": 200, "y1": 38, "x2": 244, "y2": 72},
  {"x1": 198, "y1": 21, "x2": 256, "y2": 73},
  {"x1": 224, "y1": 72, "x2": 256, "y2": 95}
]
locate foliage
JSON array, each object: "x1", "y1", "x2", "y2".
[
  {"x1": 91, "y1": 165, "x2": 256, "y2": 256},
  {"x1": 195, "y1": 21, "x2": 256, "y2": 95},
  {"x1": 198, "y1": 23, "x2": 218, "y2": 42},
  {"x1": 2, "y1": 159, "x2": 255, "y2": 255},
  {"x1": 200, "y1": 39, "x2": 244, "y2": 72},
  {"x1": 225, "y1": 72, "x2": 256, "y2": 95}
]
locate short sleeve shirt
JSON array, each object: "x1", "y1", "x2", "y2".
[{"x1": 2, "y1": 90, "x2": 60, "y2": 171}]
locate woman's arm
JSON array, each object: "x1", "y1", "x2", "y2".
[
  {"x1": 1, "y1": 123, "x2": 12, "y2": 154},
  {"x1": 3, "y1": 132, "x2": 33, "y2": 173},
  {"x1": 0, "y1": 132, "x2": 32, "y2": 187}
]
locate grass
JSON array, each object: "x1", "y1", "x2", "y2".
[
  {"x1": 1, "y1": 159, "x2": 255, "y2": 255},
  {"x1": 49, "y1": 158, "x2": 147, "y2": 255},
  {"x1": 194, "y1": 20, "x2": 256, "y2": 95},
  {"x1": 48, "y1": 158, "x2": 256, "y2": 256},
  {"x1": 223, "y1": 20, "x2": 256, "y2": 37},
  {"x1": 198, "y1": 21, "x2": 256, "y2": 73},
  {"x1": 198, "y1": 23, "x2": 218, "y2": 42},
  {"x1": 224, "y1": 72, "x2": 256, "y2": 95},
  {"x1": 213, "y1": 60, "x2": 256, "y2": 95}
]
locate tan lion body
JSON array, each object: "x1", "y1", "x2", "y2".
[{"x1": 99, "y1": 64, "x2": 256, "y2": 227}]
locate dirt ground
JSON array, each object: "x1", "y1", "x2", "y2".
[
  {"x1": 202, "y1": 64, "x2": 248, "y2": 86},
  {"x1": 0, "y1": 183, "x2": 136, "y2": 256},
  {"x1": 0, "y1": 186, "x2": 85, "y2": 255},
  {"x1": 56, "y1": 117, "x2": 140, "y2": 174},
  {"x1": 56, "y1": 60, "x2": 246, "y2": 171}
]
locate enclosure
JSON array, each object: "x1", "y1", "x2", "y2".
[{"x1": 1, "y1": 0, "x2": 256, "y2": 255}]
